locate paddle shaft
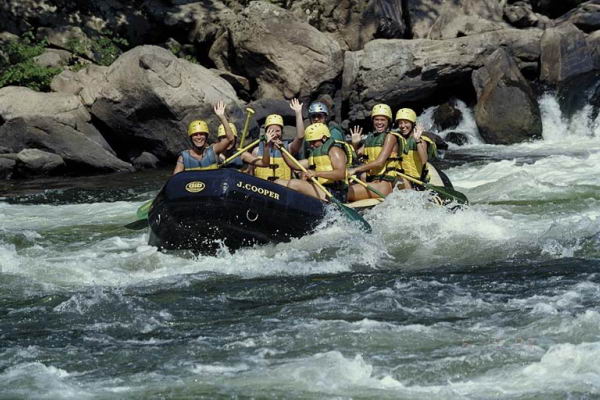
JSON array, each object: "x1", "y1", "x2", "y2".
[
  {"x1": 396, "y1": 171, "x2": 469, "y2": 204},
  {"x1": 349, "y1": 176, "x2": 386, "y2": 199},
  {"x1": 185, "y1": 138, "x2": 261, "y2": 171},
  {"x1": 278, "y1": 146, "x2": 335, "y2": 199},
  {"x1": 238, "y1": 108, "x2": 255, "y2": 150}
]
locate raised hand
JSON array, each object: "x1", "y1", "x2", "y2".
[
  {"x1": 266, "y1": 127, "x2": 282, "y2": 147},
  {"x1": 289, "y1": 98, "x2": 303, "y2": 114},
  {"x1": 413, "y1": 123, "x2": 424, "y2": 141},
  {"x1": 350, "y1": 125, "x2": 363, "y2": 145},
  {"x1": 213, "y1": 100, "x2": 226, "y2": 118}
]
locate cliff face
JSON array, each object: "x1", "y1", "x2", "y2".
[{"x1": 1, "y1": 0, "x2": 600, "y2": 179}]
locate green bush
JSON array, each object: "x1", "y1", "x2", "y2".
[{"x1": 0, "y1": 33, "x2": 62, "y2": 91}]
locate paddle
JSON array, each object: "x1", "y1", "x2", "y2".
[
  {"x1": 238, "y1": 107, "x2": 255, "y2": 149},
  {"x1": 125, "y1": 138, "x2": 262, "y2": 230},
  {"x1": 348, "y1": 176, "x2": 386, "y2": 200},
  {"x1": 396, "y1": 171, "x2": 469, "y2": 205},
  {"x1": 278, "y1": 146, "x2": 372, "y2": 233}
]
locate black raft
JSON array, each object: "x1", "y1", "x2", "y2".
[{"x1": 148, "y1": 169, "x2": 326, "y2": 253}]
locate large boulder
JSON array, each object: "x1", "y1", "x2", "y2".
[
  {"x1": 556, "y1": 0, "x2": 600, "y2": 32},
  {"x1": 407, "y1": 0, "x2": 508, "y2": 39},
  {"x1": 0, "y1": 117, "x2": 134, "y2": 174},
  {"x1": 15, "y1": 148, "x2": 66, "y2": 177},
  {"x1": 504, "y1": 1, "x2": 553, "y2": 29},
  {"x1": 50, "y1": 64, "x2": 109, "y2": 107},
  {"x1": 342, "y1": 28, "x2": 543, "y2": 120},
  {"x1": 473, "y1": 49, "x2": 542, "y2": 144},
  {"x1": 0, "y1": 86, "x2": 113, "y2": 153},
  {"x1": 289, "y1": 0, "x2": 405, "y2": 50},
  {"x1": 219, "y1": 2, "x2": 343, "y2": 99},
  {"x1": 90, "y1": 45, "x2": 242, "y2": 161},
  {"x1": 0, "y1": 157, "x2": 16, "y2": 179},
  {"x1": 540, "y1": 23, "x2": 595, "y2": 85}
]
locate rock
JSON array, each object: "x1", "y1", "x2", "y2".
[
  {"x1": 445, "y1": 131, "x2": 469, "y2": 146},
  {"x1": 15, "y1": 148, "x2": 65, "y2": 176},
  {"x1": 473, "y1": 49, "x2": 542, "y2": 144},
  {"x1": 540, "y1": 23, "x2": 594, "y2": 85},
  {"x1": 342, "y1": 28, "x2": 543, "y2": 120},
  {"x1": 0, "y1": 86, "x2": 114, "y2": 153},
  {"x1": 0, "y1": 157, "x2": 16, "y2": 179},
  {"x1": 0, "y1": 146, "x2": 10, "y2": 154},
  {"x1": 0, "y1": 117, "x2": 134, "y2": 175},
  {"x1": 50, "y1": 64, "x2": 109, "y2": 107},
  {"x1": 90, "y1": 45, "x2": 242, "y2": 161},
  {"x1": 37, "y1": 26, "x2": 95, "y2": 60},
  {"x1": 223, "y1": 2, "x2": 343, "y2": 98},
  {"x1": 556, "y1": 0, "x2": 600, "y2": 32},
  {"x1": 504, "y1": 1, "x2": 553, "y2": 29},
  {"x1": 432, "y1": 102, "x2": 462, "y2": 131},
  {"x1": 132, "y1": 152, "x2": 160, "y2": 170},
  {"x1": 33, "y1": 48, "x2": 73, "y2": 68},
  {"x1": 210, "y1": 69, "x2": 251, "y2": 100},
  {"x1": 587, "y1": 31, "x2": 600, "y2": 69},
  {"x1": 407, "y1": 0, "x2": 508, "y2": 39}
]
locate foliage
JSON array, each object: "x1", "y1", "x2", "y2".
[
  {"x1": 0, "y1": 33, "x2": 62, "y2": 91},
  {"x1": 66, "y1": 31, "x2": 129, "y2": 67}
]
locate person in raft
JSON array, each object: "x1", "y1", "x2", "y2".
[
  {"x1": 274, "y1": 123, "x2": 350, "y2": 202},
  {"x1": 346, "y1": 103, "x2": 402, "y2": 201},
  {"x1": 250, "y1": 98, "x2": 305, "y2": 182},
  {"x1": 172, "y1": 100, "x2": 235, "y2": 174},
  {"x1": 307, "y1": 101, "x2": 345, "y2": 142},
  {"x1": 216, "y1": 122, "x2": 277, "y2": 171},
  {"x1": 392, "y1": 108, "x2": 437, "y2": 189}
]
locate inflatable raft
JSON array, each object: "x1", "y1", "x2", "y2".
[{"x1": 147, "y1": 163, "x2": 454, "y2": 253}]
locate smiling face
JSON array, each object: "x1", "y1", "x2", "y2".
[
  {"x1": 372, "y1": 116, "x2": 389, "y2": 133},
  {"x1": 190, "y1": 132, "x2": 208, "y2": 148},
  {"x1": 398, "y1": 119, "x2": 414, "y2": 136}
]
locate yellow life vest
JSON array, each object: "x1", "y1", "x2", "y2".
[
  {"x1": 363, "y1": 131, "x2": 401, "y2": 181},
  {"x1": 307, "y1": 139, "x2": 350, "y2": 187},
  {"x1": 253, "y1": 142, "x2": 292, "y2": 181},
  {"x1": 392, "y1": 133, "x2": 436, "y2": 179}
]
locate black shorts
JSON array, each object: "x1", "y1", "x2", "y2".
[{"x1": 325, "y1": 186, "x2": 347, "y2": 203}]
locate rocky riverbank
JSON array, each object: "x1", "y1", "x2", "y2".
[{"x1": 1, "y1": 0, "x2": 600, "y2": 180}]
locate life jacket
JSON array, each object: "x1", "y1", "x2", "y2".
[
  {"x1": 308, "y1": 138, "x2": 351, "y2": 188},
  {"x1": 253, "y1": 141, "x2": 293, "y2": 181},
  {"x1": 363, "y1": 130, "x2": 401, "y2": 181},
  {"x1": 390, "y1": 132, "x2": 437, "y2": 180},
  {"x1": 181, "y1": 147, "x2": 218, "y2": 170}
]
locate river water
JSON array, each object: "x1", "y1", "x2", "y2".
[{"x1": 1, "y1": 94, "x2": 599, "y2": 399}]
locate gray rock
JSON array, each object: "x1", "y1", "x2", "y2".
[
  {"x1": 556, "y1": 1, "x2": 600, "y2": 32},
  {"x1": 33, "y1": 48, "x2": 73, "y2": 68},
  {"x1": 15, "y1": 148, "x2": 65, "y2": 176},
  {"x1": 445, "y1": 131, "x2": 469, "y2": 146},
  {"x1": 37, "y1": 26, "x2": 95, "y2": 60},
  {"x1": 0, "y1": 157, "x2": 16, "y2": 179},
  {"x1": 407, "y1": 0, "x2": 507, "y2": 39},
  {"x1": 432, "y1": 102, "x2": 462, "y2": 132},
  {"x1": 90, "y1": 45, "x2": 242, "y2": 160},
  {"x1": 0, "y1": 117, "x2": 134, "y2": 175},
  {"x1": 50, "y1": 64, "x2": 109, "y2": 106},
  {"x1": 504, "y1": 1, "x2": 553, "y2": 29},
  {"x1": 0, "y1": 86, "x2": 114, "y2": 153},
  {"x1": 540, "y1": 23, "x2": 594, "y2": 85},
  {"x1": 342, "y1": 28, "x2": 543, "y2": 120},
  {"x1": 473, "y1": 49, "x2": 542, "y2": 144},
  {"x1": 224, "y1": 2, "x2": 343, "y2": 98},
  {"x1": 132, "y1": 152, "x2": 160, "y2": 170}
]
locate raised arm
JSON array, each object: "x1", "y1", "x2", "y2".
[
  {"x1": 413, "y1": 124, "x2": 428, "y2": 167},
  {"x1": 288, "y1": 98, "x2": 305, "y2": 155},
  {"x1": 211, "y1": 100, "x2": 234, "y2": 154}
]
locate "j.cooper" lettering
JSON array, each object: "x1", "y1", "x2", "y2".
[{"x1": 236, "y1": 181, "x2": 280, "y2": 200}]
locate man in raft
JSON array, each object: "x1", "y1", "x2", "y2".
[
  {"x1": 392, "y1": 108, "x2": 437, "y2": 189},
  {"x1": 307, "y1": 101, "x2": 345, "y2": 142},
  {"x1": 347, "y1": 103, "x2": 401, "y2": 201},
  {"x1": 274, "y1": 122, "x2": 350, "y2": 202},
  {"x1": 173, "y1": 100, "x2": 235, "y2": 174},
  {"x1": 251, "y1": 98, "x2": 305, "y2": 183}
]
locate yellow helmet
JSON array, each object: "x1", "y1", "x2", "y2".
[
  {"x1": 305, "y1": 123, "x2": 330, "y2": 142},
  {"x1": 217, "y1": 122, "x2": 238, "y2": 138},
  {"x1": 188, "y1": 120, "x2": 209, "y2": 136},
  {"x1": 371, "y1": 104, "x2": 392, "y2": 120},
  {"x1": 395, "y1": 108, "x2": 417, "y2": 123},
  {"x1": 264, "y1": 114, "x2": 284, "y2": 128}
]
